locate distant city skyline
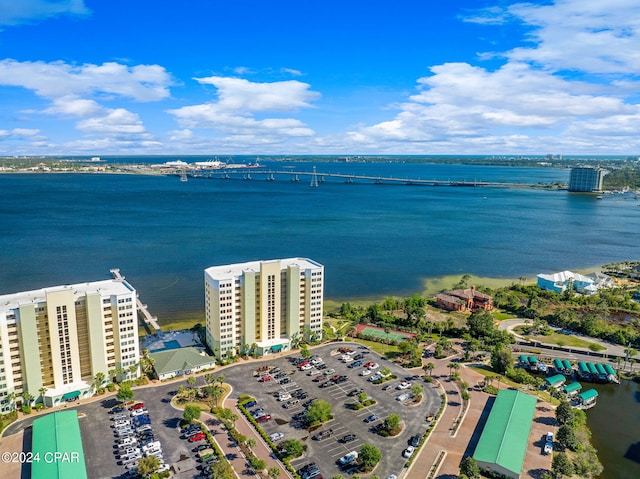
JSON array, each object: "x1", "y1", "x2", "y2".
[{"x1": 0, "y1": 0, "x2": 639, "y2": 156}]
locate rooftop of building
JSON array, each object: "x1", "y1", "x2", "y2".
[
  {"x1": 205, "y1": 257, "x2": 323, "y2": 279},
  {"x1": 473, "y1": 390, "x2": 537, "y2": 477},
  {"x1": 0, "y1": 279, "x2": 134, "y2": 312},
  {"x1": 150, "y1": 346, "x2": 216, "y2": 375},
  {"x1": 32, "y1": 410, "x2": 88, "y2": 479}
]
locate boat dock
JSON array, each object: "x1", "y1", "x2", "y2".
[{"x1": 110, "y1": 268, "x2": 161, "y2": 333}]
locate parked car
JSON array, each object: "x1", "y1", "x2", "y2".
[
  {"x1": 364, "y1": 414, "x2": 378, "y2": 423},
  {"x1": 348, "y1": 360, "x2": 363, "y2": 368},
  {"x1": 256, "y1": 414, "x2": 272, "y2": 423},
  {"x1": 396, "y1": 393, "x2": 411, "y2": 401},
  {"x1": 364, "y1": 362, "x2": 375, "y2": 368},
  {"x1": 397, "y1": 381, "x2": 411, "y2": 390},
  {"x1": 243, "y1": 400, "x2": 257, "y2": 408},
  {"x1": 410, "y1": 434, "x2": 421, "y2": 447},
  {"x1": 278, "y1": 393, "x2": 292, "y2": 401},
  {"x1": 188, "y1": 432, "x2": 206, "y2": 442},
  {"x1": 337, "y1": 451, "x2": 358, "y2": 465},
  {"x1": 269, "y1": 432, "x2": 284, "y2": 441},
  {"x1": 129, "y1": 402, "x2": 145, "y2": 410},
  {"x1": 258, "y1": 375, "x2": 272, "y2": 382},
  {"x1": 403, "y1": 445, "x2": 415, "y2": 458},
  {"x1": 312, "y1": 429, "x2": 333, "y2": 440},
  {"x1": 368, "y1": 362, "x2": 379, "y2": 370},
  {"x1": 360, "y1": 369, "x2": 372, "y2": 377},
  {"x1": 339, "y1": 434, "x2": 357, "y2": 443}
]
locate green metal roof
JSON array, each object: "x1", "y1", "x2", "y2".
[
  {"x1": 545, "y1": 374, "x2": 566, "y2": 386},
  {"x1": 473, "y1": 390, "x2": 537, "y2": 478},
  {"x1": 31, "y1": 410, "x2": 87, "y2": 479},
  {"x1": 603, "y1": 364, "x2": 616, "y2": 375},
  {"x1": 564, "y1": 382, "x2": 582, "y2": 394},
  {"x1": 150, "y1": 346, "x2": 216, "y2": 375},
  {"x1": 579, "y1": 389, "x2": 599, "y2": 401}
]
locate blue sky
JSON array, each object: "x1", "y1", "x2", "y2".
[{"x1": 0, "y1": 0, "x2": 639, "y2": 156}]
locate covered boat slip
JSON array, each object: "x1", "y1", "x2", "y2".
[
  {"x1": 563, "y1": 381, "x2": 582, "y2": 394},
  {"x1": 545, "y1": 374, "x2": 566, "y2": 389}
]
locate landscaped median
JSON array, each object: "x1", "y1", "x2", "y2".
[{"x1": 237, "y1": 395, "x2": 301, "y2": 478}]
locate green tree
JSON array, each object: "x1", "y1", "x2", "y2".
[
  {"x1": 357, "y1": 391, "x2": 368, "y2": 404},
  {"x1": 552, "y1": 452, "x2": 574, "y2": 478},
  {"x1": 209, "y1": 460, "x2": 235, "y2": 479},
  {"x1": 116, "y1": 383, "x2": 134, "y2": 403},
  {"x1": 467, "y1": 309, "x2": 495, "y2": 339},
  {"x1": 383, "y1": 413, "x2": 401, "y2": 432},
  {"x1": 411, "y1": 383, "x2": 424, "y2": 399},
  {"x1": 187, "y1": 376, "x2": 197, "y2": 387},
  {"x1": 281, "y1": 439, "x2": 304, "y2": 458},
  {"x1": 359, "y1": 443, "x2": 382, "y2": 470},
  {"x1": 556, "y1": 424, "x2": 578, "y2": 451},
  {"x1": 183, "y1": 403, "x2": 201, "y2": 423},
  {"x1": 38, "y1": 386, "x2": 48, "y2": 407},
  {"x1": 300, "y1": 344, "x2": 311, "y2": 359},
  {"x1": 246, "y1": 438, "x2": 256, "y2": 449},
  {"x1": 136, "y1": 455, "x2": 160, "y2": 476},
  {"x1": 490, "y1": 345, "x2": 512, "y2": 374},
  {"x1": 247, "y1": 454, "x2": 266, "y2": 471},
  {"x1": 459, "y1": 456, "x2": 480, "y2": 479},
  {"x1": 268, "y1": 467, "x2": 281, "y2": 479},
  {"x1": 556, "y1": 400, "x2": 574, "y2": 426},
  {"x1": 306, "y1": 399, "x2": 333, "y2": 426},
  {"x1": 423, "y1": 362, "x2": 435, "y2": 376}
]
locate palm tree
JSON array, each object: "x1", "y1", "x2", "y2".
[
  {"x1": 7, "y1": 391, "x2": 17, "y2": 412},
  {"x1": 247, "y1": 438, "x2": 257, "y2": 450},
  {"x1": 93, "y1": 372, "x2": 105, "y2": 390},
  {"x1": 38, "y1": 386, "x2": 48, "y2": 407},
  {"x1": 423, "y1": 362, "x2": 435, "y2": 377}
]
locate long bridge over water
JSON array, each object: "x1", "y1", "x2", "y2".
[{"x1": 175, "y1": 167, "x2": 547, "y2": 189}]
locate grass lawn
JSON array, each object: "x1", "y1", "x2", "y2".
[
  {"x1": 352, "y1": 337, "x2": 401, "y2": 357},
  {"x1": 516, "y1": 328, "x2": 606, "y2": 351},
  {"x1": 492, "y1": 311, "x2": 516, "y2": 321},
  {"x1": 466, "y1": 365, "x2": 558, "y2": 404}
]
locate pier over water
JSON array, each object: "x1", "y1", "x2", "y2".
[{"x1": 110, "y1": 268, "x2": 161, "y2": 333}]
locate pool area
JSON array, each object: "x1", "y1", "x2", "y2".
[
  {"x1": 160, "y1": 340, "x2": 181, "y2": 351},
  {"x1": 141, "y1": 330, "x2": 204, "y2": 352}
]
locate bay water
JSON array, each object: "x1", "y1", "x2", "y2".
[{"x1": 0, "y1": 159, "x2": 639, "y2": 477}]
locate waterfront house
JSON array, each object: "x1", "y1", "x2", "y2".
[
  {"x1": 436, "y1": 286, "x2": 493, "y2": 312},
  {"x1": 536, "y1": 270, "x2": 613, "y2": 295}
]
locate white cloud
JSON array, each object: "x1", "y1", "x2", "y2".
[
  {"x1": 0, "y1": 59, "x2": 173, "y2": 101},
  {"x1": 0, "y1": 0, "x2": 89, "y2": 27},
  {"x1": 77, "y1": 108, "x2": 147, "y2": 134},
  {"x1": 168, "y1": 77, "x2": 319, "y2": 144},
  {"x1": 506, "y1": 0, "x2": 640, "y2": 74},
  {"x1": 0, "y1": 128, "x2": 41, "y2": 140},
  {"x1": 192, "y1": 76, "x2": 319, "y2": 113}
]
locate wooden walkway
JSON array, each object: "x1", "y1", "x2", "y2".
[{"x1": 110, "y1": 268, "x2": 161, "y2": 332}]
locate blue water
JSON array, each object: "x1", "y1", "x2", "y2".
[{"x1": 1, "y1": 160, "x2": 638, "y2": 320}]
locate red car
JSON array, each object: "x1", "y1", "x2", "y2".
[
  {"x1": 259, "y1": 375, "x2": 272, "y2": 382},
  {"x1": 188, "y1": 432, "x2": 206, "y2": 442},
  {"x1": 256, "y1": 415, "x2": 272, "y2": 423},
  {"x1": 129, "y1": 402, "x2": 145, "y2": 410},
  {"x1": 364, "y1": 362, "x2": 375, "y2": 368}
]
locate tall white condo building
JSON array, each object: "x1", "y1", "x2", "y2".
[
  {"x1": 0, "y1": 279, "x2": 140, "y2": 410},
  {"x1": 204, "y1": 258, "x2": 324, "y2": 358}
]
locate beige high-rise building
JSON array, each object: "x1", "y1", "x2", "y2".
[
  {"x1": 204, "y1": 258, "x2": 324, "y2": 358},
  {"x1": 0, "y1": 279, "x2": 140, "y2": 410}
]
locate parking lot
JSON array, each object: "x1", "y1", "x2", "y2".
[{"x1": 225, "y1": 342, "x2": 442, "y2": 479}]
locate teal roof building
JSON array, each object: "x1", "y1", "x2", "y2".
[
  {"x1": 31, "y1": 410, "x2": 87, "y2": 479},
  {"x1": 473, "y1": 390, "x2": 537, "y2": 479}
]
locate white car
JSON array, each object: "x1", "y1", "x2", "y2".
[
  {"x1": 300, "y1": 364, "x2": 312, "y2": 371},
  {"x1": 359, "y1": 369, "x2": 372, "y2": 376},
  {"x1": 396, "y1": 392, "x2": 411, "y2": 401},
  {"x1": 323, "y1": 368, "x2": 336, "y2": 376},
  {"x1": 342, "y1": 356, "x2": 354, "y2": 362},
  {"x1": 310, "y1": 357, "x2": 324, "y2": 365},
  {"x1": 403, "y1": 445, "x2": 415, "y2": 458},
  {"x1": 368, "y1": 362, "x2": 379, "y2": 370},
  {"x1": 544, "y1": 442, "x2": 553, "y2": 455},
  {"x1": 131, "y1": 408, "x2": 148, "y2": 417},
  {"x1": 397, "y1": 381, "x2": 411, "y2": 390},
  {"x1": 337, "y1": 451, "x2": 358, "y2": 465},
  {"x1": 278, "y1": 393, "x2": 292, "y2": 401},
  {"x1": 269, "y1": 432, "x2": 284, "y2": 441}
]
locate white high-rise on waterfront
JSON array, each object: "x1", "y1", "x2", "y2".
[
  {"x1": 204, "y1": 258, "x2": 324, "y2": 358},
  {"x1": 568, "y1": 167, "x2": 605, "y2": 192},
  {"x1": 0, "y1": 279, "x2": 140, "y2": 410}
]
